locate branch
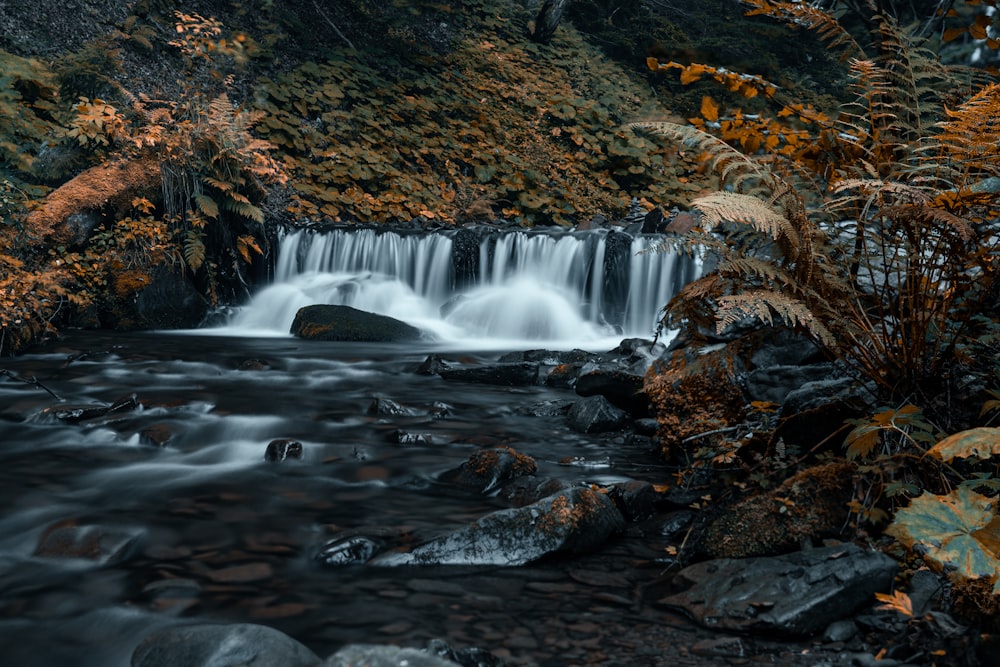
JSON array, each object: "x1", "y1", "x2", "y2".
[
  {"x1": 0, "y1": 369, "x2": 63, "y2": 400},
  {"x1": 311, "y1": 0, "x2": 356, "y2": 51}
]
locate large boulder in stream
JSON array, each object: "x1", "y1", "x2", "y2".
[
  {"x1": 290, "y1": 304, "x2": 423, "y2": 342},
  {"x1": 370, "y1": 486, "x2": 625, "y2": 566},
  {"x1": 322, "y1": 644, "x2": 461, "y2": 667},
  {"x1": 132, "y1": 622, "x2": 319, "y2": 667}
]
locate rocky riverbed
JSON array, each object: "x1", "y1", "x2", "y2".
[{"x1": 0, "y1": 330, "x2": 985, "y2": 666}]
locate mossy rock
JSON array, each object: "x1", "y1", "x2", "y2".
[{"x1": 290, "y1": 304, "x2": 423, "y2": 342}]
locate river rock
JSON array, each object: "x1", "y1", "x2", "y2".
[
  {"x1": 315, "y1": 535, "x2": 383, "y2": 566},
  {"x1": 496, "y1": 475, "x2": 568, "y2": 507},
  {"x1": 34, "y1": 520, "x2": 145, "y2": 566},
  {"x1": 265, "y1": 439, "x2": 303, "y2": 462},
  {"x1": 426, "y1": 638, "x2": 507, "y2": 667},
  {"x1": 135, "y1": 266, "x2": 208, "y2": 330},
  {"x1": 438, "y1": 362, "x2": 539, "y2": 386},
  {"x1": 566, "y1": 395, "x2": 628, "y2": 433},
  {"x1": 575, "y1": 368, "x2": 648, "y2": 416},
  {"x1": 608, "y1": 480, "x2": 657, "y2": 522},
  {"x1": 132, "y1": 622, "x2": 319, "y2": 667},
  {"x1": 745, "y1": 363, "x2": 838, "y2": 405},
  {"x1": 322, "y1": 644, "x2": 461, "y2": 667},
  {"x1": 370, "y1": 486, "x2": 625, "y2": 566},
  {"x1": 440, "y1": 446, "x2": 538, "y2": 493},
  {"x1": 290, "y1": 304, "x2": 423, "y2": 342},
  {"x1": 657, "y1": 543, "x2": 897, "y2": 636},
  {"x1": 368, "y1": 397, "x2": 420, "y2": 417}
]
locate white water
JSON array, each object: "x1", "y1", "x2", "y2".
[{"x1": 224, "y1": 228, "x2": 696, "y2": 348}]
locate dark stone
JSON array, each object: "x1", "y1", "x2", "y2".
[
  {"x1": 822, "y1": 620, "x2": 858, "y2": 643},
  {"x1": 315, "y1": 535, "x2": 383, "y2": 566},
  {"x1": 139, "y1": 423, "x2": 175, "y2": 447},
  {"x1": 515, "y1": 399, "x2": 573, "y2": 417},
  {"x1": 575, "y1": 368, "x2": 648, "y2": 415},
  {"x1": 440, "y1": 447, "x2": 538, "y2": 493},
  {"x1": 237, "y1": 358, "x2": 271, "y2": 371},
  {"x1": 634, "y1": 418, "x2": 659, "y2": 436},
  {"x1": 370, "y1": 486, "x2": 625, "y2": 566},
  {"x1": 367, "y1": 397, "x2": 420, "y2": 417},
  {"x1": 657, "y1": 510, "x2": 695, "y2": 540},
  {"x1": 290, "y1": 304, "x2": 422, "y2": 342},
  {"x1": 543, "y1": 362, "x2": 583, "y2": 388},
  {"x1": 642, "y1": 208, "x2": 667, "y2": 234},
  {"x1": 34, "y1": 520, "x2": 145, "y2": 566},
  {"x1": 107, "y1": 393, "x2": 139, "y2": 416},
  {"x1": 322, "y1": 644, "x2": 461, "y2": 667},
  {"x1": 451, "y1": 227, "x2": 481, "y2": 290},
  {"x1": 438, "y1": 362, "x2": 539, "y2": 386},
  {"x1": 132, "y1": 623, "x2": 319, "y2": 667},
  {"x1": 745, "y1": 363, "x2": 838, "y2": 405},
  {"x1": 40, "y1": 404, "x2": 111, "y2": 423},
  {"x1": 427, "y1": 639, "x2": 507, "y2": 667},
  {"x1": 265, "y1": 439, "x2": 303, "y2": 462},
  {"x1": 416, "y1": 354, "x2": 449, "y2": 375},
  {"x1": 609, "y1": 480, "x2": 657, "y2": 522},
  {"x1": 657, "y1": 543, "x2": 897, "y2": 636},
  {"x1": 566, "y1": 395, "x2": 628, "y2": 433},
  {"x1": 135, "y1": 266, "x2": 208, "y2": 329},
  {"x1": 391, "y1": 430, "x2": 435, "y2": 446},
  {"x1": 496, "y1": 476, "x2": 568, "y2": 507},
  {"x1": 601, "y1": 230, "x2": 633, "y2": 329},
  {"x1": 749, "y1": 329, "x2": 823, "y2": 369}
]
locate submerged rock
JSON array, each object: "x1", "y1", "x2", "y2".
[
  {"x1": 132, "y1": 623, "x2": 319, "y2": 667},
  {"x1": 34, "y1": 520, "x2": 145, "y2": 566},
  {"x1": 656, "y1": 543, "x2": 897, "y2": 636},
  {"x1": 265, "y1": 439, "x2": 304, "y2": 462},
  {"x1": 370, "y1": 486, "x2": 625, "y2": 567},
  {"x1": 438, "y1": 362, "x2": 539, "y2": 386},
  {"x1": 315, "y1": 535, "x2": 383, "y2": 566},
  {"x1": 322, "y1": 644, "x2": 461, "y2": 667},
  {"x1": 290, "y1": 304, "x2": 423, "y2": 342}
]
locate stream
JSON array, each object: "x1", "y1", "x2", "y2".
[{"x1": 0, "y1": 228, "x2": 819, "y2": 666}]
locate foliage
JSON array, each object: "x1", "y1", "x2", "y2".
[
  {"x1": 254, "y1": 8, "x2": 703, "y2": 226},
  {"x1": 0, "y1": 50, "x2": 61, "y2": 175},
  {"x1": 634, "y1": 7, "x2": 1000, "y2": 407},
  {"x1": 928, "y1": 427, "x2": 1000, "y2": 463},
  {"x1": 887, "y1": 486, "x2": 1000, "y2": 594}
]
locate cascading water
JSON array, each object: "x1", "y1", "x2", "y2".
[{"x1": 226, "y1": 227, "x2": 698, "y2": 348}]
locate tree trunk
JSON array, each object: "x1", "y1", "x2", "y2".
[{"x1": 531, "y1": 0, "x2": 568, "y2": 44}]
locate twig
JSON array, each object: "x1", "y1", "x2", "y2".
[
  {"x1": 311, "y1": 0, "x2": 356, "y2": 51},
  {"x1": 680, "y1": 425, "x2": 739, "y2": 443},
  {"x1": 0, "y1": 369, "x2": 63, "y2": 400}
]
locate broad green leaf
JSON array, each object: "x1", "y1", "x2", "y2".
[
  {"x1": 886, "y1": 487, "x2": 1000, "y2": 593},
  {"x1": 927, "y1": 427, "x2": 1000, "y2": 462}
]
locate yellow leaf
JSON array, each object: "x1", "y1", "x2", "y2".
[
  {"x1": 927, "y1": 427, "x2": 1000, "y2": 462},
  {"x1": 875, "y1": 590, "x2": 913, "y2": 617}
]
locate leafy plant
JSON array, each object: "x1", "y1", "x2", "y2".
[{"x1": 887, "y1": 486, "x2": 1000, "y2": 594}]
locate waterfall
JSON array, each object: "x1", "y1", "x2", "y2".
[{"x1": 226, "y1": 227, "x2": 697, "y2": 347}]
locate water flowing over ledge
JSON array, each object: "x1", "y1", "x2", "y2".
[{"x1": 224, "y1": 227, "x2": 698, "y2": 349}]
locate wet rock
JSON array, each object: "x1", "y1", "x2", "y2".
[
  {"x1": 657, "y1": 543, "x2": 897, "y2": 636},
  {"x1": 265, "y1": 439, "x2": 303, "y2": 462},
  {"x1": 575, "y1": 368, "x2": 648, "y2": 416},
  {"x1": 438, "y1": 362, "x2": 539, "y2": 386},
  {"x1": 822, "y1": 619, "x2": 858, "y2": 643},
  {"x1": 132, "y1": 622, "x2": 319, "y2": 667},
  {"x1": 316, "y1": 535, "x2": 383, "y2": 566},
  {"x1": 139, "y1": 423, "x2": 175, "y2": 447},
  {"x1": 322, "y1": 644, "x2": 461, "y2": 667},
  {"x1": 426, "y1": 638, "x2": 507, "y2": 667},
  {"x1": 370, "y1": 486, "x2": 625, "y2": 567},
  {"x1": 608, "y1": 480, "x2": 657, "y2": 522},
  {"x1": 498, "y1": 348, "x2": 600, "y2": 365},
  {"x1": 440, "y1": 447, "x2": 538, "y2": 493},
  {"x1": 634, "y1": 417, "x2": 659, "y2": 436},
  {"x1": 39, "y1": 403, "x2": 114, "y2": 424},
  {"x1": 135, "y1": 266, "x2": 209, "y2": 330},
  {"x1": 368, "y1": 397, "x2": 420, "y2": 417},
  {"x1": 391, "y1": 430, "x2": 435, "y2": 446},
  {"x1": 515, "y1": 399, "x2": 573, "y2": 417},
  {"x1": 657, "y1": 510, "x2": 695, "y2": 540},
  {"x1": 542, "y1": 362, "x2": 584, "y2": 388},
  {"x1": 430, "y1": 401, "x2": 453, "y2": 418},
  {"x1": 290, "y1": 304, "x2": 423, "y2": 342},
  {"x1": 416, "y1": 354, "x2": 450, "y2": 375},
  {"x1": 34, "y1": 520, "x2": 145, "y2": 566},
  {"x1": 566, "y1": 395, "x2": 628, "y2": 433},
  {"x1": 694, "y1": 461, "x2": 856, "y2": 558},
  {"x1": 749, "y1": 328, "x2": 823, "y2": 369},
  {"x1": 237, "y1": 358, "x2": 271, "y2": 371},
  {"x1": 745, "y1": 363, "x2": 838, "y2": 404},
  {"x1": 690, "y1": 636, "x2": 745, "y2": 658},
  {"x1": 496, "y1": 476, "x2": 568, "y2": 507}
]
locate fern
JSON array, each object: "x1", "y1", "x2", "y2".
[{"x1": 183, "y1": 229, "x2": 206, "y2": 272}]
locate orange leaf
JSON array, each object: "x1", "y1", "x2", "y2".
[
  {"x1": 700, "y1": 96, "x2": 719, "y2": 122},
  {"x1": 942, "y1": 27, "x2": 967, "y2": 42}
]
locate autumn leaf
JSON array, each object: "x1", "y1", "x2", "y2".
[
  {"x1": 700, "y1": 96, "x2": 720, "y2": 122},
  {"x1": 875, "y1": 590, "x2": 913, "y2": 617},
  {"x1": 886, "y1": 487, "x2": 1000, "y2": 593},
  {"x1": 927, "y1": 427, "x2": 1000, "y2": 463}
]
